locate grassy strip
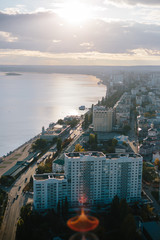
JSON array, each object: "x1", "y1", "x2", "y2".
[
  {"x1": 0, "y1": 188, "x2": 8, "y2": 228},
  {"x1": 8, "y1": 158, "x2": 18, "y2": 161},
  {"x1": 14, "y1": 154, "x2": 21, "y2": 157}
]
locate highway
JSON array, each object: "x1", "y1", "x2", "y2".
[{"x1": 0, "y1": 163, "x2": 37, "y2": 240}]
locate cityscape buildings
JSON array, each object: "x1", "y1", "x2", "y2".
[{"x1": 33, "y1": 152, "x2": 143, "y2": 211}]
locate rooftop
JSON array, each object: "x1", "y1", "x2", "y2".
[
  {"x1": 143, "y1": 222, "x2": 160, "y2": 240},
  {"x1": 65, "y1": 152, "x2": 105, "y2": 158},
  {"x1": 34, "y1": 173, "x2": 65, "y2": 181},
  {"x1": 106, "y1": 153, "x2": 142, "y2": 159},
  {"x1": 53, "y1": 159, "x2": 64, "y2": 166}
]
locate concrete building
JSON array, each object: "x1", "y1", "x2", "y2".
[
  {"x1": 52, "y1": 159, "x2": 64, "y2": 173},
  {"x1": 64, "y1": 152, "x2": 107, "y2": 206},
  {"x1": 33, "y1": 152, "x2": 143, "y2": 211},
  {"x1": 40, "y1": 124, "x2": 70, "y2": 141},
  {"x1": 106, "y1": 153, "x2": 142, "y2": 203},
  {"x1": 148, "y1": 127, "x2": 158, "y2": 137},
  {"x1": 93, "y1": 106, "x2": 113, "y2": 132},
  {"x1": 33, "y1": 173, "x2": 67, "y2": 211}
]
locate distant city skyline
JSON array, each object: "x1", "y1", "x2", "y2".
[{"x1": 1, "y1": 0, "x2": 160, "y2": 65}]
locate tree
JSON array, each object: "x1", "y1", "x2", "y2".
[
  {"x1": 123, "y1": 125, "x2": 131, "y2": 134},
  {"x1": 143, "y1": 162, "x2": 156, "y2": 183},
  {"x1": 32, "y1": 139, "x2": 47, "y2": 151},
  {"x1": 154, "y1": 158, "x2": 160, "y2": 170},
  {"x1": 89, "y1": 134, "x2": 96, "y2": 145},
  {"x1": 155, "y1": 158, "x2": 160, "y2": 166},
  {"x1": 140, "y1": 204, "x2": 154, "y2": 221},
  {"x1": 57, "y1": 200, "x2": 61, "y2": 215},
  {"x1": 66, "y1": 118, "x2": 79, "y2": 128},
  {"x1": 62, "y1": 137, "x2": 72, "y2": 148},
  {"x1": 75, "y1": 144, "x2": 84, "y2": 152},
  {"x1": 62, "y1": 196, "x2": 68, "y2": 215},
  {"x1": 88, "y1": 113, "x2": 93, "y2": 123},
  {"x1": 84, "y1": 114, "x2": 88, "y2": 128},
  {"x1": 57, "y1": 119, "x2": 64, "y2": 125},
  {"x1": 0, "y1": 175, "x2": 15, "y2": 186},
  {"x1": 121, "y1": 214, "x2": 136, "y2": 240},
  {"x1": 20, "y1": 204, "x2": 32, "y2": 221},
  {"x1": 95, "y1": 133, "x2": 97, "y2": 144},
  {"x1": 122, "y1": 141, "x2": 127, "y2": 146},
  {"x1": 106, "y1": 146, "x2": 115, "y2": 153},
  {"x1": 110, "y1": 195, "x2": 120, "y2": 227},
  {"x1": 112, "y1": 138, "x2": 118, "y2": 146},
  {"x1": 57, "y1": 138, "x2": 62, "y2": 152},
  {"x1": 119, "y1": 199, "x2": 129, "y2": 222}
]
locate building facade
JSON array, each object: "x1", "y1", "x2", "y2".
[
  {"x1": 33, "y1": 174, "x2": 67, "y2": 210},
  {"x1": 106, "y1": 153, "x2": 142, "y2": 203},
  {"x1": 33, "y1": 152, "x2": 143, "y2": 211},
  {"x1": 93, "y1": 106, "x2": 113, "y2": 132},
  {"x1": 64, "y1": 152, "x2": 108, "y2": 206}
]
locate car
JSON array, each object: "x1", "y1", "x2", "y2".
[
  {"x1": 24, "y1": 177, "x2": 28, "y2": 183},
  {"x1": 18, "y1": 186, "x2": 21, "y2": 191}
]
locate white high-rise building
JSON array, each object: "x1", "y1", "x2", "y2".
[
  {"x1": 64, "y1": 152, "x2": 107, "y2": 206},
  {"x1": 106, "y1": 153, "x2": 142, "y2": 203},
  {"x1": 33, "y1": 152, "x2": 143, "y2": 211},
  {"x1": 33, "y1": 174, "x2": 67, "y2": 210},
  {"x1": 93, "y1": 106, "x2": 113, "y2": 132}
]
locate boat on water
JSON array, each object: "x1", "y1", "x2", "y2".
[{"x1": 79, "y1": 105, "x2": 85, "y2": 110}]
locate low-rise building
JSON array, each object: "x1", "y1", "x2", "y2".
[
  {"x1": 40, "y1": 124, "x2": 70, "y2": 141},
  {"x1": 52, "y1": 159, "x2": 64, "y2": 173}
]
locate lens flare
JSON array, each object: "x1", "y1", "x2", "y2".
[
  {"x1": 67, "y1": 208, "x2": 99, "y2": 232},
  {"x1": 79, "y1": 196, "x2": 87, "y2": 204}
]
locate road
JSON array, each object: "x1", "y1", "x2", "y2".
[
  {"x1": 0, "y1": 163, "x2": 37, "y2": 240},
  {"x1": 64, "y1": 124, "x2": 84, "y2": 152},
  {"x1": 128, "y1": 113, "x2": 139, "y2": 153},
  {"x1": 0, "y1": 121, "x2": 85, "y2": 240}
]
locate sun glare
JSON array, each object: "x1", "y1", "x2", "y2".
[{"x1": 59, "y1": 2, "x2": 92, "y2": 24}]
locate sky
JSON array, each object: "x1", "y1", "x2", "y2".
[{"x1": 0, "y1": 0, "x2": 160, "y2": 66}]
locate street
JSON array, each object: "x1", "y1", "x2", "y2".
[
  {"x1": 0, "y1": 163, "x2": 37, "y2": 240},
  {"x1": 0, "y1": 122, "x2": 83, "y2": 240}
]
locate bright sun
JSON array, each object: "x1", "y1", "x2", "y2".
[{"x1": 59, "y1": 2, "x2": 92, "y2": 24}]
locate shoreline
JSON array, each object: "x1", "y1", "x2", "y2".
[{"x1": 0, "y1": 72, "x2": 106, "y2": 158}]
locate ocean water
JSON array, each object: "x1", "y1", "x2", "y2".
[{"x1": 0, "y1": 73, "x2": 106, "y2": 157}]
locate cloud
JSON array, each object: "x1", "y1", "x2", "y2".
[
  {"x1": 3, "y1": 5, "x2": 27, "y2": 15},
  {"x1": 80, "y1": 42, "x2": 94, "y2": 50},
  {"x1": 107, "y1": 0, "x2": 160, "y2": 6},
  {"x1": 52, "y1": 39, "x2": 61, "y2": 43},
  {"x1": 0, "y1": 10, "x2": 160, "y2": 65},
  {"x1": 0, "y1": 11, "x2": 160, "y2": 55},
  {"x1": 0, "y1": 31, "x2": 18, "y2": 42},
  {"x1": 1, "y1": 48, "x2": 160, "y2": 66}
]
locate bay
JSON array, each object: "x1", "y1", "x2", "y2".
[{"x1": 0, "y1": 73, "x2": 106, "y2": 157}]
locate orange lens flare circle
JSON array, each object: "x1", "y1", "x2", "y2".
[{"x1": 67, "y1": 209, "x2": 99, "y2": 232}]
